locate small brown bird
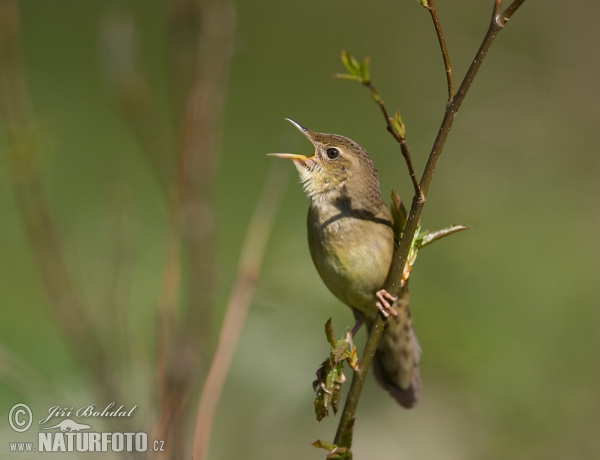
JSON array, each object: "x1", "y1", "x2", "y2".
[{"x1": 269, "y1": 119, "x2": 421, "y2": 408}]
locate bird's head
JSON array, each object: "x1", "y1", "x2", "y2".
[{"x1": 269, "y1": 119, "x2": 380, "y2": 203}]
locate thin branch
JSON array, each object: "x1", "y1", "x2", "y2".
[
  {"x1": 419, "y1": 0, "x2": 519, "y2": 197},
  {"x1": 422, "y1": 0, "x2": 454, "y2": 101},
  {"x1": 502, "y1": 0, "x2": 527, "y2": 23},
  {"x1": 493, "y1": 0, "x2": 502, "y2": 18},
  {"x1": 333, "y1": 285, "x2": 406, "y2": 446},
  {"x1": 334, "y1": 0, "x2": 527, "y2": 448},
  {"x1": 364, "y1": 81, "x2": 421, "y2": 197},
  {"x1": 193, "y1": 163, "x2": 288, "y2": 460}
]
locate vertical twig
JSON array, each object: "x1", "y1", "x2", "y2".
[
  {"x1": 155, "y1": 0, "x2": 236, "y2": 455},
  {"x1": 177, "y1": 0, "x2": 236, "y2": 362},
  {"x1": 101, "y1": 186, "x2": 136, "y2": 365},
  {"x1": 422, "y1": 0, "x2": 454, "y2": 102},
  {"x1": 153, "y1": 192, "x2": 183, "y2": 460},
  {"x1": 193, "y1": 164, "x2": 288, "y2": 460}
]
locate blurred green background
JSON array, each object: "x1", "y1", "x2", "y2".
[{"x1": 2, "y1": 0, "x2": 600, "y2": 459}]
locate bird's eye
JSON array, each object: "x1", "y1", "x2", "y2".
[{"x1": 326, "y1": 148, "x2": 340, "y2": 159}]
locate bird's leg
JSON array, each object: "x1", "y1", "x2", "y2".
[
  {"x1": 351, "y1": 310, "x2": 365, "y2": 337},
  {"x1": 375, "y1": 289, "x2": 399, "y2": 318}
]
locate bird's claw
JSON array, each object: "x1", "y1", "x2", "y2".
[{"x1": 375, "y1": 289, "x2": 398, "y2": 318}]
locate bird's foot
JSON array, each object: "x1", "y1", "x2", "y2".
[{"x1": 375, "y1": 289, "x2": 399, "y2": 318}]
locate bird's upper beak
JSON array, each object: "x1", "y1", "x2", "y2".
[{"x1": 267, "y1": 118, "x2": 317, "y2": 162}]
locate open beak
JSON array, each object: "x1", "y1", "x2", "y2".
[{"x1": 267, "y1": 119, "x2": 316, "y2": 162}]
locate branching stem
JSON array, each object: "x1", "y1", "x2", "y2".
[
  {"x1": 364, "y1": 81, "x2": 422, "y2": 198},
  {"x1": 334, "y1": 0, "x2": 527, "y2": 449}
]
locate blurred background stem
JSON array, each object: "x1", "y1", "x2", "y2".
[
  {"x1": 0, "y1": 0, "x2": 120, "y2": 408},
  {"x1": 193, "y1": 162, "x2": 287, "y2": 460},
  {"x1": 102, "y1": 0, "x2": 237, "y2": 455},
  {"x1": 159, "y1": 0, "x2": 236, "y2": 455}
]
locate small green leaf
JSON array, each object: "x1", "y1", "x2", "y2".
[
  {"x1": 360, "y1": 56, "x2": 371, "y2": 84},
  {"x1": 349, "y1": 55, "x2": 361, "y2": 73},
  {"x1": 324, "y1": 318, "x2": 336, "y2": 347},
  {"x1": 420, "y1": 0, "x2": 430, "y2": 7},
  {"x1": 314, "y1": 391, "x2": 329, "y2": 421},
  {"x1": 313, "y1": 440, "x2": 337, "y2": 452},
  {"x1": 313, "y1": 441, "x2": 353, "y2": 460},
  {"x1": 395, "y1": 110, "x2": 404, "y2": 126},
  {"x1": 390, "y1": 189, "x2": 407, "y2": 239},
  {"x1": 314, "y1": 362, "x2": 345, "y2": 421},
  {"x1": 332, "y1": 73, "x2": 362, "y2": 82},
  {"x1": 390, "y1": 110, "x2": 406, "y2": 139},
  {"x1": 343, "y1": 330, "x2": 359, "y2": 371},
  {"x1": 313, "y1": 360, "x2": 333, "y2": 421},
  {"x1": 420, "y1": 224, "x2": 470, "y2": 248},
  {"x1": 341, "y1": 50, "x2": 352, "y2": 72},
  {"x1": 331, "y1": 371, "x2": 346, "y2": 414},
  {"x1": 313, "y1": 318, "x2": 360, "y2": 421},
  {"x1": 341, "y1": 50, "x2": 361, "y2": 76},
  {"x1": 397, "y1": 223, "x2": 468, "y2": 285},
  {"x1": 400, "y1": 225, "x2": 422, "y2": 284},
  {"x1": 332, "y1": 339, "x2": 350, "y2": 362}
]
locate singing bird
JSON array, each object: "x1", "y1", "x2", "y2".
[{"x1": 269, "y1": 119, "x2": 421, "y2": 408}]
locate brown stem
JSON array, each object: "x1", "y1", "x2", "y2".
[
  {"x1": 365, "y1": 81, "x2": 421, "y2": 198},
  {"x1": 502, "y1": 0, "x2": 527, "y2": 23},
  {"x1": 334, "y1": 0, "x2": 527, "y2": 448},
  {"x1": 419, "y1": 0, "x2": 527, "y2": 197},
  {"x1": 423, "y1": 0, "x2": 455, "y2": 101},
  {"x1": 153, "y1": 190, "x2": 182, "y2": 459},
  {"x1": 193, "y1": 164, "x2": 288, "y2": 460},
  {"x1": 177, "y1": 0, "x2": 236, "y2": 383},
  {"x1": 0, "y1": 0, "x2": 120, "y2": 408},
  {"x1": 154, "y1": 0, "x2": 236, "y2": 455}
]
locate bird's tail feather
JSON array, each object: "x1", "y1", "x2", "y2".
[{"x1": 370, "y1": 286, "x2": 421, "y2": 408}]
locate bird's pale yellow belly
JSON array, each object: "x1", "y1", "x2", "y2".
[{"x1": 307, "y1": 204, "x2": 394, "y2": 319}]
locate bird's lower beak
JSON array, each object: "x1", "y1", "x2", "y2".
[
  {"x1": 267, "y1": 119, "x2": 317, "y2": 164},
  {"x1": 267, "y1": 153, "x2": 310, "y2": 161}
]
